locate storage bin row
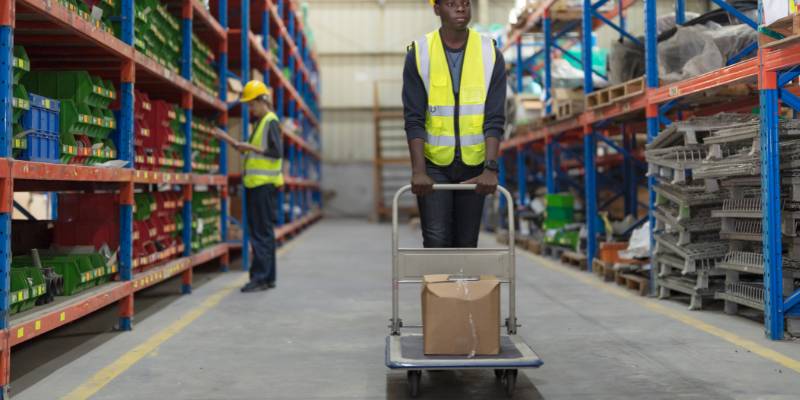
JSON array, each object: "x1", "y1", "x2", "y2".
[
  {"x1": 130, "y1": 90, "x2": 187, "y2": 172},
  {"x1": 133, "y1": 191, "x2": 185, "y2": 271},
  {"x1": 21, "y1": 69, "x2": 118, "y2": 164},
  {"x1": 191, "y1": 191, "x2": 221, "y2": 251},
  {"x1": 10, "y1": 250, "x2": 118, "y2": 314},
  {"x1": 192, "y1": 34, "x2": 219, "y2": 97},
  {"x1": 58, "y1": 0, "x2": 116, "y2": 36},
  {"x1": 191, "y1": 117, "x2": 220, "y2": 174},
  {"x1": 114, "y1": 0, "x2": 181, "y2": 72},
  {"x1": 9, "y1": 48, "x2": 65, "y2": 164},
  {"x1": 53, "y1": 191, "x2": 186, "y2": 273},
  {"x1": 110, "y1": 0, "x2": 220, "y2": 96},
  {"x1": 38, "y1": 0, "x2": 221, "y2": 101}
]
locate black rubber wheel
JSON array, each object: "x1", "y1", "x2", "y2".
[
  {"x1": 504, "y1": 369, "x2": 517, "y2": 398},
  {"x1": 407, "y1": 370, "x2": 421, "y2": 398},
  {"x1": 494, "y1": 369, "x2": 504, "y2": 380}
]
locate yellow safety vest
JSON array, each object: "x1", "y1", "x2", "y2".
[
  {"x1": 414, "y1": 28, "x2": 495, "y2": 166},
  {"x1": 243, "y1": 112, "x2": 284, "y2": 189}
]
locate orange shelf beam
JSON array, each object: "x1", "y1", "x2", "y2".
[
  {"x1": 648, "y1": 58, "x2": 759, "y2": 105},
  {"x1": 16, "y1": 0, "x2": 134, "y2": 60},
  {"x1": 11, "y1": 161, "x2": 132, "y2": 182},
  {"x1": 9, "y1": 282, "x2": 131, "y2": 347},
  {"x1": 9, "y1": 244, "x2": 231, "y2": 348}
]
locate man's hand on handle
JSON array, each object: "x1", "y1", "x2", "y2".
[
  {"x1": 462, "y1": 170, "x2": 498, "y2": 195},
  {"x1": 411, "y1": 172, "x2": 435, "y2": 196}
]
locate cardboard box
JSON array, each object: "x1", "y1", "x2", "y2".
[{"x1": 422, "y1": 274, "x2": 500, "y2": 356}]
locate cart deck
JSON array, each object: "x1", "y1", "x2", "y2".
[{"x1": 386, "y1": 333, "x2": 543, "y2": 370}]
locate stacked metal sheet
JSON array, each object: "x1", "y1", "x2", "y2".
[
  {"x1": 711, "y1": 177, "x2": 800, "y2": 315},
  {"x1": 671, "y1": 114, "x2": 800, "y2": 315},
  {"x1": 646, "y1": 115, "x2": 736, "y2": 310}
]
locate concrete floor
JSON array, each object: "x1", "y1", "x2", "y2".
[{"x1": 12, "y1": 219, "x2": 800, "y2": 400}]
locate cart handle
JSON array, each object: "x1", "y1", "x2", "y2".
[{"x1": 391, "y1": 184, "x2": 515, "y2": 248}]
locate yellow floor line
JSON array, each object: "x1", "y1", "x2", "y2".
[
  {"x1": 522, "y1": 251, "x2": 800, "y2": 375},
  {"x1": 62, "y1": 240, "x2": 303, "y2": 400}
]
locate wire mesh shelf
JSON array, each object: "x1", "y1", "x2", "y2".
[{"x1": 716, "y1": 282, "x2": 765, "y2": 311}]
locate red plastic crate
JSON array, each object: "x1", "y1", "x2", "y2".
[{"x1": 134, "y1": 90, "x2": 151, "y2": 120}]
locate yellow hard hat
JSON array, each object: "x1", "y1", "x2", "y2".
[
  {"x1": 240, "y1": 80, "x2": 272, "y2": 103},
  {"x1": 428, "y1": 0, "x2": 435, "y2": 4}
]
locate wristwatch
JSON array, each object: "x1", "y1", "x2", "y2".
[{"x1": 484, "y1": 159, "x2": 499, "y2": 173}]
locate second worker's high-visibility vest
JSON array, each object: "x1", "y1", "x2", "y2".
[
  {"x1": 414, "y1": 28, "x2": 495, "y2": 167},
  {"x1": 243, "y1": 112, "x2": 284, "y2": 189}
]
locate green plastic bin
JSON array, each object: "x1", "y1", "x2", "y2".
[
  {"x1": 10, "y1": 269, "x2": 31, "y2": 314},
  {"x1": 13, "y1": 46, "x2": 30, "y2": 85},
  {"x1": 23, "y1": 71, "x2": 115, "y2": 108},
  {"x1": 545, "y1": 193, "x2": 574, "y2": 209},
  {"x1": 12, "y1": 84, "x2": 29, "y2": 123},
  {"x1": 545, "y1": 207, "x2": 574, "y2": 223},
  {"x1": 15, "y1": 256, "x2": 92, "y2": 296}
]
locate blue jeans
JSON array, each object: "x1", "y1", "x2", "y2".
[
  {"x1": 417, "y1": 159, "x2": 485, "y2": 248},
  {"x1": 246, "y1": 184, "x2": 278, "y2": 284}
]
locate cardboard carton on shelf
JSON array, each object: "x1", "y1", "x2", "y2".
[
  {"x1": 764, "y1": 0, "x2": 798, "y2": 25},
  {"x1": 421, "y1": 274, "x2": 500, "y2": 356}
]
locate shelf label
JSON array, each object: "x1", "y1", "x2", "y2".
[
  {"x1": 60, "y1": 312, "x2": 66, "y2": 322},
  {"x1": 17, "y1": 328, "x2": 24, "y2": 339},
  {"x1": 669, "y1": 86, "x2": 680, "y2": 97},
  {"x1": 35, "y1": 320, "x2": 41, "y2": 331}
]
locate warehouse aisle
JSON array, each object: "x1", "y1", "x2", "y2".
[{"x1": 15, "y1": 220, "x2": 800, "y2": 400}]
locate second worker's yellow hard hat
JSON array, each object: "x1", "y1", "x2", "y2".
[{"x1": 240, "y1": 80, "x2": 272, "y2": 103}]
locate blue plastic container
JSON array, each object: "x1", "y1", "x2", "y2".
[
  {"x1": 22, "y1": 93, "x2": 60, "y2": 135},
  {"x1": 21, "y1": 132, "x2": 60, "y2": 163},
  {"x1": 20, "y1": 93, "x2": 61, "y2": 163}
]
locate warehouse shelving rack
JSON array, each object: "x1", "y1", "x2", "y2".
[
  {"x1": 0, "y1": 0, "x2": 319, "y2": 394},
  {"x1": 503, "y1": 0, "x2": 799, "y2": 340},
  {"x1": 502, "y1": 0, "x2": 644, "y2": 265},
  {"x1": 220, "y1": 0, "x2": 321, "y2": 271}
]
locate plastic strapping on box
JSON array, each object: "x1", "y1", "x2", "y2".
[{"x1": 454, "y1": 273, "x2": 479, "y2": 359}]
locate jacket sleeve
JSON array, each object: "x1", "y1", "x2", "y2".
[
  {"x1": 483, "y1": 47, "x2": 507, "y2": 140},
  {"x1": 263, "y1": 120, "x2": 283, "y2": 159},
  {"x1": 402, "y1": 43, "x2": 428, "y2": 142}
]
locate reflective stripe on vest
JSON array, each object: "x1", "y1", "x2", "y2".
[
  {"x1": 414, "y1": 29, "x2": 495, "y2": 167},
  {"x1": 428, "y1": 104, "x2": 485, "y2": 117},
  {"x1": 426, "y1": 133, "x2": 485, "y2": 147},
  {"x1": 243, "y1": 112, "x2": 284, "y2": 189},
  {"x1": 244, "y1": 168, "x2": 282, "y2": 176}
]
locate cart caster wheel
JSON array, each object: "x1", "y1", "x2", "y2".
[
  {"x1": 494, "y1": 369, "x2": 504, "y2": 380},
  {"x1": 407, "y1": 370, "x2": 421, "y2": 398},
  {"x1": 504, "y1": 369, "x2": 517, "y2": 398}
]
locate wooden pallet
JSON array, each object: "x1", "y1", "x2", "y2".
[
  {"x1": 554, "y1": 99, "x2": 584, "y2": 121},
  {"x1": 496, "y1": 230, "x2": 509, "y2": 246},
  {"x1": 585, "y1": 77, "x2": 645, "y2": 110},
  {"x1": 615, "y1": 272, "x2": 649, "y2": 296},
  {"x1": 561, "y1": 251, "x2": 587, "y2": 270},
  {"x1": 541, "y1": 244, "x2": 567, "y2": 259},
  {"x1": 761, "y1": 13, "x2": 800, "y2": 49},
  {"x1": 592, "y1": 258, "x2": 615, "y2": 282},
  {"x1": 525, "y1": 238, "x2": 542, "y2": 255}
]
